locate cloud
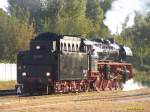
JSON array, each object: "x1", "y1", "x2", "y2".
[{"x1": 103, "y1": 0, "x2": 150, "y2": 34}]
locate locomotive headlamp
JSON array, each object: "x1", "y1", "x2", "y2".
[
  {"x1": 46, "y1": 72, "x2": 51, "y2": 76},
  {"x1": 36, "y1": 45, "x2": 40, "y2": 50},
  {"x1": 22, "y1": 72, "x2": 26, "y2": 76},
  {"x1": 84, "y1": 74, "x2": 87, "y2": 77},
  {"x1": 83, "y1": 69, "x2": 87, "y2": 74},
  {"x1": 83, "y1": 69, "x2": 87, "y2": 77}
]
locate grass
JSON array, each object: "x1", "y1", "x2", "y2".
[
  {"x1": 0, "y1": 81, "x2": 16, "y2": 90},
  {"x1": 0, "y1": 88, "x2": 150, "y2": 112}
]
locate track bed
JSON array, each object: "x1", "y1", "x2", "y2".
[{"x1": 0, "y1": 88, "x2": 150, "y2": 112}]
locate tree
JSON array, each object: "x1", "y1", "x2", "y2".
[
  {"x1": 85, "y1": 0, "x2": 104, "y2": 37},
  {"x1": 8, "y1": 0, "x2": 43, "y2": 31},
  {"x1": 121, "y1": 14, "x2": 150, "y2": 67},
  {"x1": 56, "y1": 0, "x2": 93, "y2": 36},
  {"x1": 0, "y1": 9, "x2": 35, "y2": 62},
  {"x1": 8, "y1": 0, "x2": 42, "y2": 19},
  {"x1": 8, "y1": 0, "x2": 110, "y2": 37},
  {"x1": 42, "y1": 0, "x2": 63, "y2": 32},
  {"x1": 86, "y1": 0, "x2": 103, "y2": 23},
  {"x1": 100, "y1": 0, "x2": 112, "y2": 14}
]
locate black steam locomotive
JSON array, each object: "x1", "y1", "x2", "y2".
[{"x1": 16, "y1": 32, "x2": 133, "y2": 95}]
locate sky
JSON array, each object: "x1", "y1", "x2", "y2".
[{"x1": 0, "y1": 0, "x2": 8, "y2": 12}]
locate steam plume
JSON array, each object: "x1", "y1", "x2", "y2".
[
  {"x1": 0, "y1": 0, "x2": 8, "y2": 12},
  {"x1": 123, "y1": 79, "x2": 147, "y2": 91},
  {"x1": 103, "y1": 0, "x2": 150, "y2": 34}
]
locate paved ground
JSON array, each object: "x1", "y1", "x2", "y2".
[{"x1": 0, "y1": 88, "x2": 150, "y2": 112}]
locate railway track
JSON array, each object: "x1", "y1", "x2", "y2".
[
  {"x1": 0, "y1": 88, "x2": 149, "y2": 112},
  {"x1": 0, "y1": 90, "x2": 150, "y2": 111},
  {"x1": 0, "y1": 88, "x2": 150, "y2": 99},
  {"x1": 0, "y1": 89, "x2": 16, "y2": 96},
  {"x1": 0, "y1": 88, "x2": 150, "y2": 101},
  {"x1": 74, "y1": 92, "x2": 150, "y2": 102}
]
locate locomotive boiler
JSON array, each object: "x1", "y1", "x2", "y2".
[{"x1": 16, "y1": 32, "x2": 133, "y2": 95}]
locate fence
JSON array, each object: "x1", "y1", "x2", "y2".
[{"x1": 0, "y1": 63, "x2": 16, "y2": 81}]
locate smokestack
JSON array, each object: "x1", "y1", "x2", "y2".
[{"x1": 103, "y1": 0, "x2": 150, "y2": 34}]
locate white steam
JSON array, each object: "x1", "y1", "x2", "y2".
[
  {"x1": 0, "y1": 0, "x2": 9, "y2": 12},
  {"x1": 123, "y1": 79, "x2": 147, "y2": 91},
  {"x1": 104, "y1": 0, "x2": 150, "y2": 34}
]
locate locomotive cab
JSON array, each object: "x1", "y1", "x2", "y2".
[{"x1": 16, "y1": 33, "x2": 61, "y2": 95}]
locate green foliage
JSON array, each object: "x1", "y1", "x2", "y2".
[
  {"x1": 134, "y1": 69, "x2": 150, "y2": 82},
  {"x1": 121, "y1": 14, "x2": 150, "y2": 67},
  {"x1": 44, "y1": 0, "x2": 62, "y2": 32},
  {"x1": 8, "y1": 0, "x2": 44, "y2": 31},
  {"x1": 56, "y1": 0, "x2": 93, "y2": 36},
  {"x1": 0, "y1": 9, "x2": 35, "y2": 62},
  {"x1": 100, "y1": 0, "x2": 112, "y2": 13},
  {"x1": 85, "y1": 0, "x2": 106, "y2": 37},
  {"x1": 8, "y1": 0, "x2": 42, "y2": 20},
  {"x1": 86, "y1": 0, "x2": 104, "y2": 23},
  {"x1": 8, "y1": 0, "x2": 111, "y2": 37},
  {"x1": 41, "y1": 17, "x2": 51, "y2": 32}
]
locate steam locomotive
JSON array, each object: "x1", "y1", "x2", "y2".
[{"x1": 16, "y1": 32, "x2": 133, "y2": 95}]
